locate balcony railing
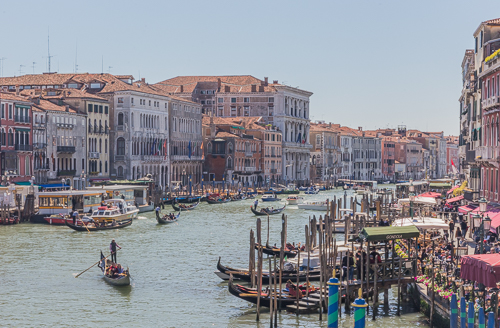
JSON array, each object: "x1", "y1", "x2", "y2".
[
  {"x1": 244, "y1": 167, "x2": 255, "y2": 172},
  {"x1": 270, "y1": 168, "x2": 277, "y2": 174},
  {"x1": 57, "y1": 170, "x2": 76, "y2": 177},
  {"x1": 117, "y1": 125, "x2": 124, "y2": 131},
  {"x1": 15, "y1": 144, "x2": 32, "y2": 151},
  {"x1": 34, "y1": 164, "x2": 50, "y2": 170},
  {"x1": 14, "y1": 115, "x2": 30, "y2": 123},
  {"x1": 115, "y1": 155, "x2": 125, "y2": 161},
  {"x1": 57, "y1": 146, "x2": 76, "y2": 153},
  {"x1": 245, "y1": 151, "x2": 253, "y2": 157},
  {"x1": 33, "y1": 143, "x2": 47, "y2": 149},
  {"x1": 88, "y1": 151, "x2": 100, "y2": 159},
  {"x1": 57, "y1": 122, "x2": 74, "y2": 129},
  {"x1": 482, "y1": 96, "x2": 500, "y2": 111}
]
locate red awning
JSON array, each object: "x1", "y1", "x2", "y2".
[
  {"x1": 447, "y1": 185, "x2": 459, "y2": 195},
  {"x1": 471, "y1": 205, "x2": 500, "y2": 214},
  {"x1": 446, "y1": 195, "x2": 464, "y2": 204},
  {"x1": 461, "y1": 254, "x2": 500, "y2": 287},
  {"x1": 489, "y1": 212, "x2": 500, "y2": 230},
  {"x1": 418, "y1": 192, "x2": 441, "y2": 198},
  {"x1": 458, "y1": 205, "x2": 477, "y2": 213}
]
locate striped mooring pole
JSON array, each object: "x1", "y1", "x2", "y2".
[
  {"x1": 327, "y1": 277, "x2": 340, "y2": 328},
  {"x1": 488, "y1": 312, "x2": 495, "y2": 328},
  {"x1": 468, "y1": 302, "x2": 474, "y2": 328},
  {"x1": 351, "y1": 288, "x2": 368, "y2": 328},
  {"x1": 460, "y1": 297, "x2": 466, "y2": 328},
  {"x1": 478, "y1": 307, "x2": 485, "y2": 328},
  {"x1": 450, "y1": 293, "x2": 458, "y2": 328}
]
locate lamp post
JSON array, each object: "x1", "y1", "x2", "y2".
[{"x1": 409, "y1": 178, "x2": 415, "y2": 220}]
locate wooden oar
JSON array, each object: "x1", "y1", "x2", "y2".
[{"x1": 75, "y1": 249, "x2": 119, "y2": 278}]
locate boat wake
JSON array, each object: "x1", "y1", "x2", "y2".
[{"x1": 136, "y1": 216, "x2": 148, "y2": 220}]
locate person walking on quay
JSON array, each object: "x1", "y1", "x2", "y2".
[
  {"x1": 449, "y1": 219, "x2": 455, "y2": 241},
  {"x1": 110, "y1": 239, "x2": 121, "y2": 263},
  {"x1": 460, "y1": 219, "x2": 468, "y2": 239}
]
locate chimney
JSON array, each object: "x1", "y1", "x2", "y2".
[
  {"x1": 141, "y1": 78, "x2": 145, "y2": 83},
  {"x1": 65, "y1": 105, "x2": 69, "y2": 112},
  {"x1": 329, "y1": 122, "x2": 332, "y2": 128},
  {"x1": 15, "y1": 85, "x2": 19, "y2": 96},
  {"x1": 273, "y1": 80, "x2": 278, "y2": 84},
  {"x1": 358, "y1": 127, "x2": 362, "y2": 131},
  {"x1": 180, "y1": 85, "x2": 184, "y2": 93},
  {"x1": 217, "y1": 78, "x2": 221, "y2": 91},
  {"x1": 251, "y1": 85, "x2": 256, "y2": 93},
  {"x1": 264, "y1": 77, "x2": 268, "y2": 86}
]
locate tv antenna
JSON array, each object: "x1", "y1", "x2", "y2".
[
  {"x1": 108, "y1": 66, "x2": 112, "y2": 73},
  {"x1": 75, "y1": 41, "x2": 78, "y2": 73},
  {"x1": 19, "y1": 65, "x2": 25, "y2": 75},
  {"x1": 47, "y1": 27, "x2": 54, "y2": 72},
  {"x1": 0, "y1": 58, "x2": 6, "y2": 77},
  {"x1": 32, "y1": 62, "x2": 36, "y2": 74}
]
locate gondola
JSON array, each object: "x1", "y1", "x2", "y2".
[
  {"x1": 228, "y1": 275, "x2": 297, "y2": 310},
  {"x1": 254, "y1": 242, "x2": 297, "y2": 258},
  {"x1": 172, "y1": 200, "x2": 199, "y2": 211},
  {"x1": 250, "y1": 204, "x2": 286, "y2": 216},
  {"x1": 157, "y1": 212, "x2": 180, "y2": 224},
  {"x1": 98, "y1": 253, "x2": 130, "y2": 286},
  {"x1": 206, "y1": 197, "x2": 231, "y2": 204},
  {"x1": 216, "y1": 257, "x2": 320, "y2": 283},
  {"x1": 65, "y1": 219, "x2": 133, "y2": 231}
]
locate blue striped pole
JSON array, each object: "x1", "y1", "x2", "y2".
[
  {"x1": 460, "y1": 297, "x2": 466, "y2": 328},
  {"x1": 478, "y1": 307, "x2": 485, "y2": 328},
  {"x1": 468, "y1": 302, "x2": 474, "y2": 328},
  {"x1": 487, "y1": 312, "x2": 495, "y2": 328},
  {"x1": 352, "y1": 289, "x2": 368, "y2": 328},
  {"x1": 450, "y1": 293, "x2": 458, "y2": 328},
  {"x1": 327, "y1": 278, "x2": 340, "y2": 328}
]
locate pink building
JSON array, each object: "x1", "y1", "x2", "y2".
[{"x1": 446, "y1": 137, "x2": 459, "y2": 175}]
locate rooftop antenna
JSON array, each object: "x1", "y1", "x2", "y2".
[
  {"x1": 75, "y1": 41, "x2": 78, "y2": 73},
  {"x1": 0, "y1": 58, "x2": 6, "y2": 77},
  {"x1": 101, "y1": 55, "x2": 103, "y2": 74},
  {"x1": 47, "y1": 27, "x2": 54, "y2": 73},
  {"x1": 19, "y1": 65, "x2": 25, "y2": 75},
  {"x1": 108, "y1": 66, "x2": 112, "y2": 73},
  {"x1": 32, "y1": 62, "x2": 36, "y2": 74}
]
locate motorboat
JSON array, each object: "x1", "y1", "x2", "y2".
[
  {"x1": 297, "y1": 200, "x2": 328, "y2": 211},
  {"x1": 304, "y1": 187, "x2": 319, "y2": 194},
  {"x1": 90, "y1": 199, "x2": 139, "y2": 223},
  {"x1": 261, "y1": 194, "x2": 280, "y2": 202},
  {"x1": 286, "y1": 195, "x2": 303, "y2": 205}
]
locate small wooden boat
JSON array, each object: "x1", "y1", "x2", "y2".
[
  {"x1": 43, "y1": 214, "x2": 69, "y2": 225},
  {"x1": 206, "y1": 197, "x2": 231, "y2": 204},
  {"x1": 254, "y1": 243, "x2": 298, "y2": 258},
  {"x1": 99, "y1": 253, "x2": 130, "y2": 286},
  {"x1": 157, "y1": 212, "x2": 180, "y2": 224},
  {"x1": 65, "y1": 219, "x2": 133, "y2": 231},
  {"x1": 172, "y1": 201, "x2": 199, "y2": 211},
  {"x1": 1, "y1": 216, "x2": 19, "y2": 225},
  {"x1": 250, "y1": 204, "x2": 286, "y2": 216}
]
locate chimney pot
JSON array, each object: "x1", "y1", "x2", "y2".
[
  {"x1": 15, "y1": 85, "x2": 19, "y2": 96},
  {"x1": 273, "y1": 80, "x2": 278, "y2": 84},
  {"x1": 180, "y1": 85, "x2": 184, "y2": 93},
  {"x1": 264, "y1": 77, "x2": 268, "y2": 86},
  {"x1": 217, "y1": 78, "x2": 221, "y2": 91},
  {"x1": 358, "y1": 127, "x2": 362, "y2": 131},
  {"x1": 141, "y1": 78, "x2": 145, "y2": 83},
  {"x1": 65, "y1": 105, "x2": 69, "y2": 112}
]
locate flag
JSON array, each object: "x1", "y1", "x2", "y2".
[
  {"x1": 296, "y1": 133, "x2": 301, "y2": 143},
  {"x1": 150, "y1": 139, "x2": 155, "y2": 155},
  {"x1": 302, "y1": 134, "x2": 306, "y2": 144},
  {"x1": 451, "y1": 159, "x2": 459, "y2": 174},
  {"x1": 163, "y1": 139, "x2": 167, "y2": 159},
  {"x1": 188, "y1": 140, "x2": 192, "y2": 159},
  {"x1": 158, "y1": 138, "x2": 161, "y2": 155},
  {"x1": 201, "y1": 142, "x2": 204, "y2": 160},
  {"x1": 192, "y1": 142, "x2": 196, "y2": 156}
]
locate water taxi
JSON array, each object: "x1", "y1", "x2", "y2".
[
  {"x1": 297, "y1": 200, "x2": 328, "y2": 211},
  {"x1": 90, "y1": 199, "x2": 139, "y2": 223},
  {"x1": 261, "y1": 194, "x2": 280, "y2": 202},
  {"x1": 86, "y1": 185, "x2": 153, "y2": 212},
  {"x1": 32, "y1": 190, "x2": 106, "y2": 224},
  {"x1": 286, "y1": 195, "x2": 303, "y2": 205}
]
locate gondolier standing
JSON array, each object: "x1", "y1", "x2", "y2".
[
  {"x1": 72, "y1": 210, "x2": 79, "y2": 225},
  {"x1": 254, "y1": 199, "x2": 258, "y2": 210},
  {"x1": 110, "y1": 239, "x2": 121, "y2": 263},
  {"x1": 155, "y1": 206, "x2": 161, "y2": 220}
]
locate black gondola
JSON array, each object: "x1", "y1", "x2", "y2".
[
  {"x1": 65, "y1": 219, "x2": 133, "y2": 231},
  {"x1": 172, "y1": 201, "x2": 199, "y2": 211},
  {"x1": 216, "y1": 257, "x2": 320, "y2": 283},
  {"x1": 157, "y1": 212, "x2": 180, "y2": 224},
  {"x1": 250, "y1": 204, "x2": 286, "y2": 216},
  {"x1": 206, "y1": 198, "x2": 231, "y2": 204},
  {"x1": 254, "y1": 243, "x2": 297, "y2": 258}
]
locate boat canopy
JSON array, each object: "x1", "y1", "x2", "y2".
[
  {"x1": 392, "y1": 217, "x2": 448, "y2": 230},
  {"x1": 359, "y1": 226, "x2": 420, "y2": 242},
  {"x1": 461, "y1": 254, "x2": 500, "y2": 287},
  {"x1": 397, "y1": 196, "x2": 437, "y2": 206}
]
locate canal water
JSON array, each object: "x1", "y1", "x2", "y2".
[{"x1": 0, "y1": 188, "x2": 429, "y2": 327}]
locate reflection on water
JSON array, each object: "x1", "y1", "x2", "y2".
[{"x1": 0, "y1": 187, "x2": 428, "y2": 327}]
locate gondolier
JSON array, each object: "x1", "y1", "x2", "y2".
[
  {"x1": 72, "y1": 210, "x2": 79, "y2": 225},
  {"x1": 254, "y1": 199, "x2": 258, "y2": 210},
  {"x1": 110, "y1": 239, "x2": 121, "y2": 263},
  {"x1": 155, "y1": 206, "x2": 161, "y2": 219}
]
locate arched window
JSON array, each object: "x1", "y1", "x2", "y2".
[
  {"x1": 228, "y1": 142, "x2": 233, "y2": 154},
  {"x1": 118, "y1": 113, "x2": 124, "y2": 126},
  {"x1": 131, "y1": 113, "x2": 134, "y2": 127},
  {"x1": 207, "y1": 142, "x2": 212, "y2": 154},
  {"x1": 117, "y1": 166, "x2": 124, "y2": 178},
  {"x1": 227, "y1": 156, "x2": 233, "y2": 169},
  {"x1": 117, "y1": 137, "x2": 125, "y2": 155},
  {"x1": 99, "y1": 139, "x2": 102, "y2": 153}
]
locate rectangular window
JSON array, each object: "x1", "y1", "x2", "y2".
[
  {"x1": 207, "y1": 100, "x2": 211, "y2": 105},
  {"x1": 244, "y1": 98, "x2": 249, "y2": 103},
  {"x1": 8, "y1": 104, "x2": 12, "y2": 119},
  {"x1": 94, "y1": 105, "x2": 98, "y2": 112},
  {"x1": 268, "y1": 106, "x2": 274, "y2": 116},
  {"x1": 244, "y1": 106, "x2": 249, "y2": 116},
  {"x1": 201, "y1": 100, "x2": 206, "y2": 105},
  {"x1": 68, "y1": 83, "x2": 78, "y2": 88},
  {"x1": 475, "y1": 37, "x2": 478, "y2": 53},
  {"x1": 231, "y1": 98, "x2": 236, "y2": 103},
  {"x1": 90, "y1": 83, "x2": 101, "y2": 89},
  {"x1": 218, "y1": 98, "x2": 223, "y2": 103},
  {"x1": 269, "y1": 97, "x2": 274, "y2": 103},
  {"x1": 104, "y1": 106, "x2": 108, "y2": 114},
  {"x1": 118, "y1": 98, "x2": 124, "y2": 104},
  {"x1": 218, "y1": 106, "x2": 223, "y2": 116},
  {"x1": 131, "y1": 98, "x2": 134, "y2": 104},
  {"x1": 1, "y1": 104, "x2": 4, "y2": 119},
  {"x1": 99, "y1": 105, "x2": 103, "y2": 113},
  {"x1": 88, "y1": 104, "x2": 92, "y2": 112},
  {"x1": 230, "y1": 107, "x2": 236, "y2": 116}
]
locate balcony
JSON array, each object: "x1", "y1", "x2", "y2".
[
  {"x1": 270, "y1": 168, "x2": 277, "y2": 174},
  {"x1": 140, "y1": 155, "x2": 167, "y2": 163},
  {"x1": 283, "y1": 141, "x2": 312, "y2": 149},
  {"x1": 33, "y1": 143, "x2": 47, "y2": 150},
  {"x1": 476, "y1": 146, "x2": 499, "y2": 167},
  {"x1": 15, "y1": 144, "x2": 32, "y2": 151},
  {"x1": 89, "y1": 151, "x2": 100, "y2": 159},
  {"x1": 244, "y1": 167, "x2": 255, "y2": 172},
  {"x1": 57, "y1": 122, "x2": 74, "y2": 129},
  {"x1": 33, "y1": 121, "x2": 45, "y2": 129},
  {"x1": 57, "y1": 146, "x2": 76, "y2": 153},
  {"x1": 482, "y1": 96, "x2": 500, "y2": 111},
  {"x1": 115, "y1": 155, "x2": 125, "y2": 161},
  {"x1": 245, "y1": 151, "x2": 253, "y2": 157},
  {"x1": 14, "y1": 115, "x2": 30, "y2": 123},
  {"x1": 117, "y1": 125, "x2": 124, "y2": 131},
  {"x1": 57, "y1": 170, "x2": 76, "y2": 177},
  {"x1": 34, "y1": 164, "x2": 50, "y2": 171}
]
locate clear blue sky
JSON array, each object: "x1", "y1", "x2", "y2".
[{"x1": 1, "y1": 0, "x2": 499, "y2": 135}]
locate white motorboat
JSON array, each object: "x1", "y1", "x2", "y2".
[
  {"x1": 91, "y1": 199, "x2": 139, "y2": 223},
  {"x1": 297, "y1": 200, "x2": 328, "y2": 211},
  {"x1": 261, "y1": 194, "x2": 280, "y2": 202},
  {"x1": 286, "y1": 195, "x2": 303, "y2": 205}
]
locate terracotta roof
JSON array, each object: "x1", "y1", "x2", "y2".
[
  {"x1": 32, "y1": 99, "x2": 76, "y2": 113},
  {"x1": 0, "y1": 92, "x2": 32, "y2": 103},
  {"x1": 483, "y1": 18, "x2": 500, "y2": 25},
  {"x1": 20, "y1": 88, "x2": 108, "y2": 101},
  {"x1": 0, "y1": 73, "x2": 76, "y2": 86},
  {"x1": 157, "y1": 75, "x2": 264, "y2": 86},
  {"x1": 215, "y1": 131, "x2": 240, "y2": 139},
  {"x1": 168, "y1": 94, "x2": 199, "y2": 105}
]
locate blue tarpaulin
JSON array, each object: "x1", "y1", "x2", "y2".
[{"x1": 39, "y1": 183, "x2": 68, "y2": 189}]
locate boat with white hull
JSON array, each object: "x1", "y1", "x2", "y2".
[{"x1": 297, "y1": 200, "x2": 328, "y2": 211}]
